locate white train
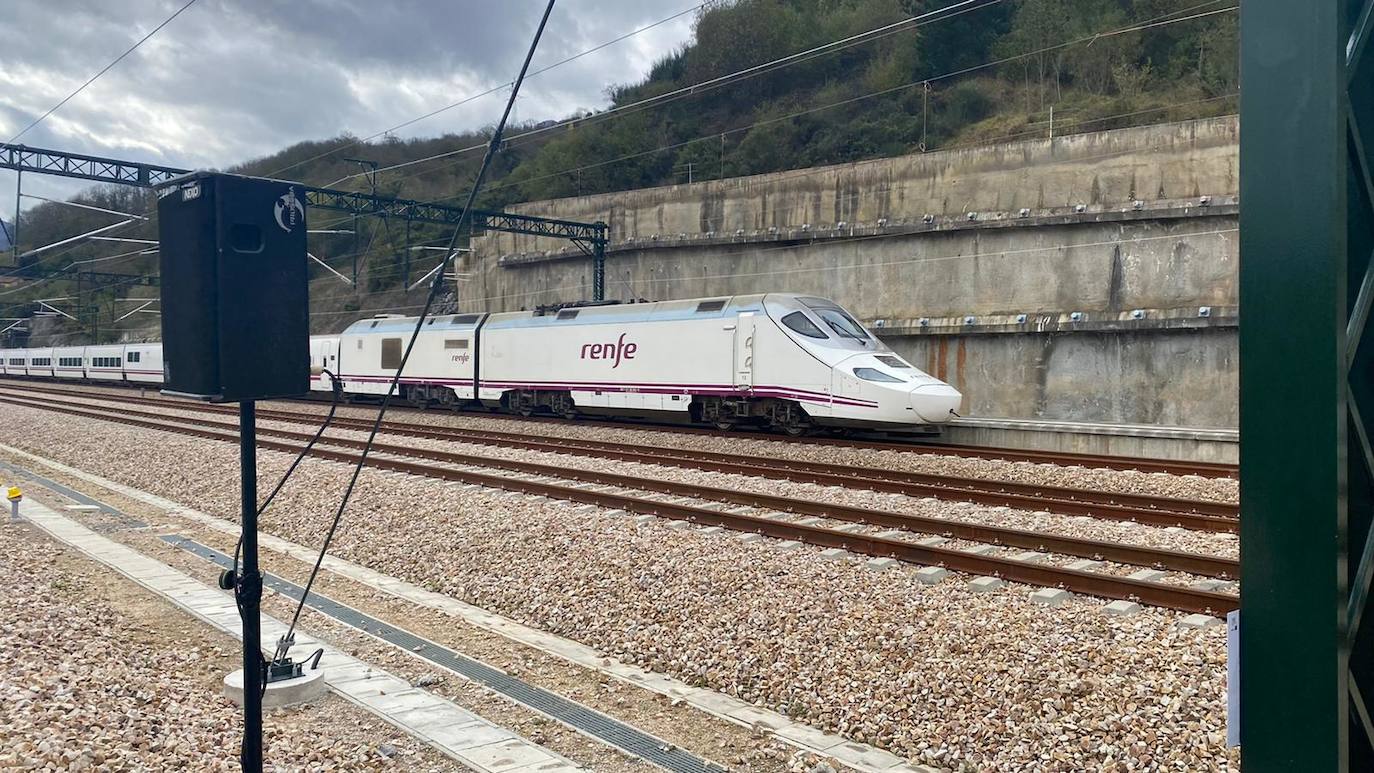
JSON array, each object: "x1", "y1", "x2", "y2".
[{"x1": 2, "y1": 293, "x2": 962, "y2": 434}]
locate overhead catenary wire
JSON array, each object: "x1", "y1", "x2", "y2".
[
  {"x1": 8, "y1": 5, "x2": 693, "y2": 267},
  {"x1": 270, "y1": 0, "x2": 559, "y2": 667},
  {"x1": 6, "y1": 0, "x2": 201, "y2": 143},
  {"x1": 328, "y1": 0, "x2": 1010, "y2": 185},
  {"x1": 391, "y1": 2, "x2": 1238, "y2": 210},
  {"x1": 6, "y1": 2, "x2": 1236, "y2": 333}
]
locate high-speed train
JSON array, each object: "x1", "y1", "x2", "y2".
[{"x1": 2, "y1": 293, "x2": 962, "y2": 434}]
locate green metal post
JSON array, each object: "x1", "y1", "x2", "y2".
[{"x1": 1240, "y1": 0, "x2": 1374, "y2": 769}]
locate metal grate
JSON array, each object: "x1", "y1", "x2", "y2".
[{"x1": 162, "y1": 535, "x2": 727, "y2": 773}]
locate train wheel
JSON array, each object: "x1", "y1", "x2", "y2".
[
  {"x1": 712, "y1": 420, "x2": 734, "y2": 431},
  {"x1": 777, "y1": 422, "x2": 810, "y2": 437}
]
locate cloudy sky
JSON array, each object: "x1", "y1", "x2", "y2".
[{"x1": 0, "y1": 0, "x2": 697, "y2": 218}]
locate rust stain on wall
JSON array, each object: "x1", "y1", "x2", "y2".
[{"x1": 956, "y1": 339, "x2": 967, "y2": 390}]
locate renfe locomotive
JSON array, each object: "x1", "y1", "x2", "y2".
[{"x1": 2, "y1": 293, "x2": 963, "y2": 435}]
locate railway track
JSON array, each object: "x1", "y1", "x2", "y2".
[
  {"x1": 0, "y1": 382, "x2": 1240, "y2": 533},
  {"x1": 0, "y1": 376, "x2": 1239, "y2": 478},
  {"x1": 0, "y1": 391, "x2": 1239, "y2": 614},
  {"x1": 379, "y1": 399, "x2": 1240, "y2": 478}
]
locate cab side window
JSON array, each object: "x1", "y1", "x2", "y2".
[{"x1": 781, "y1": 311, "x2": 827, "y2": 339}]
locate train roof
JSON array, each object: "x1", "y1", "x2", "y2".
[
  {"x1": 482, "y1": 293, "x2": 770, "y2": 329},
  {"x1": 340, "y1": 293, "x2": 826, "y2": 334}
]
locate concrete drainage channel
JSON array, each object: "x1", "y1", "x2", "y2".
[
  {"x1": 161, "y1": 535, "x2": 729, "y2": 773},
  {"x1": 0, "y1": 459, "x2": 148, "y2": 530}
]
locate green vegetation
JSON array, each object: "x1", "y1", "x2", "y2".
[{"x1": 4, "y1": 0, "x2": 1236, "y2": 334}]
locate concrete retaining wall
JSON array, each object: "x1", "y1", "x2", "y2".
[{"x1": 465, "y1": 117, "x2": 1242, "y2": 432}]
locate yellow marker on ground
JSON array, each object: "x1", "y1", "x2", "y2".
[{"x1": 5, "y1": 486, "x2": 19, "y2": 502}]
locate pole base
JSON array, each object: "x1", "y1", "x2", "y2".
[{"x1": 223, "y1": 667, "x2": 326, "y2": 709}]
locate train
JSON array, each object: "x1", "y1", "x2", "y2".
[{"x1": 2, "y1": 293, "x2": 962, "y2": 435}]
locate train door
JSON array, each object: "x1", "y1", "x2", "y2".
[
  {"x1": 317, "y1": 337, "x2": 339, "y2": 372},
  {"x1": 733, "y1": 312, "x2": 755, "y2": 388}
]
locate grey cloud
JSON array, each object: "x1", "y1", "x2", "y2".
[{"x1": 1, "y1": 0, "x2": 696, "y2": 215}]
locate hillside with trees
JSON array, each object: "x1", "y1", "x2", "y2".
[{"x1": 4, "y1": 0, "x2": 1237, "y2": 340}]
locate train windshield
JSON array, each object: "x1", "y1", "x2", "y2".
[
  {"x1": 797, "y1": 297, "x2": 871, "y2": 343},
  {"x1": 814, "y1": 308, "x2": 870, "y2": 342}
]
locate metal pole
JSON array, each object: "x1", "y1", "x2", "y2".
[
  {"x1": 403, "y1": 219, "x2": 411, "y2": 289},
  {"x1": 238, "y1": 400, "x2": 263, "y2": 773},
  {"x1": 12, "y1": 169, "x2": 20, "y2": 264},
  {"x1": 351, "y1": 214, "x2": 359, "y2": 285},
  {"x1": 921, "y1": 82, "x2": 930, "y2": 152},
  {"x1": 592, "y1": 235, "x2": 606, "y2": 302}
]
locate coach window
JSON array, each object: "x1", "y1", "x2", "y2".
[
  {"x1": 128, "y1": 352, "x2": 140, "y2": 363},
  {"x1": 381, "y1": 338, "x2": 402, "y2": 369},
  {"x1": 781, "y1": 311, "x2": 828, "y2": 339}
]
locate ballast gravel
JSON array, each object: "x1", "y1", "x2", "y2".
[
  {"x1": 256, "y1": 398, "x2": 1240, "y2": 504},
  {"x1": 3, "y1": 389, "x2": 1240, "y2": 561},
  {"x1": 0, "y1": 404, "x2": 1238, "y2": 771},
  {"x1": 0, "y1": 515, "x2": 462, "y2": 771},
  {"x1": 5, "y1": 383, "x2": 1236, "y2": 504}
]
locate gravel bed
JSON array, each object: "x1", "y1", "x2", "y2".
[
  {"x1": 2, "y1": 389, "x2": 1240, "y2": 561},
  {"x1": 1, "y1": 382, "x2": 1235, "y2": 505},
  {"x1": 759, "y1": 513, "x2": 1238, "y2": 593},
  {"x1": 249, "y1": 397, "x2": 1240, "y2": 504},
  {"x1": 310, "y1": 421, "x2": 1239, "y2": 561},
  {"x1": 0, "y1": 516, "x2": 462, "y2": 770},
  {"x1": 0, "y1": 405, "x2": 1238, "y2": 771}
]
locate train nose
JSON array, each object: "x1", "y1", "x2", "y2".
[{"x1": 909, "y1": 382, "x2": 962, "y2": 423}]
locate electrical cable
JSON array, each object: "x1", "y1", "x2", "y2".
[
  {"x1": 358, "y1": 1, "x2": 1236, "y2": 209},
  {"x1": 219, "y1": 369, "x2": 342, "y2": 700},
  {"x1": 9, "y1": 2, "x2": 1237, "y2": 336},
  {"x1": 229, "y1": 369, "x2": 344, "y2": 580},
  {"x1": 7, "y1": 0, "x2": 201, "y2": 143},
  {"x1": 329, "y1": 0, "x2": 1007, "y2": 185},
  {"x1": 270, "y1": 0, "x2": 559, "y2": 667}
]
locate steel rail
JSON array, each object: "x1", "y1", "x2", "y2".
[
  {"x1": 0, "y1": 375, "x2": 1237, "y2": 477},
  {"x1": 369, "y1": 400, "x2": 1242, "y2": 479},
  {"x1": 358, "y1": 393, "x2": 1242, "y2": 478},
  {"x1": 0, "y1": 381, "x2": 1239, "y2": 530},
  {"x1": 314, "y1": 413, "x2": 1238, "y2": 522},
  {"x1": 0, "y1": 393, "x2": 1238, "y2": 613},
  {"x1": 865, "y1": 438, "x2": 1240, "y2": 479},
  {"x1": 0, "y1": 393, "x2": 1240, "y2": 584}
]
